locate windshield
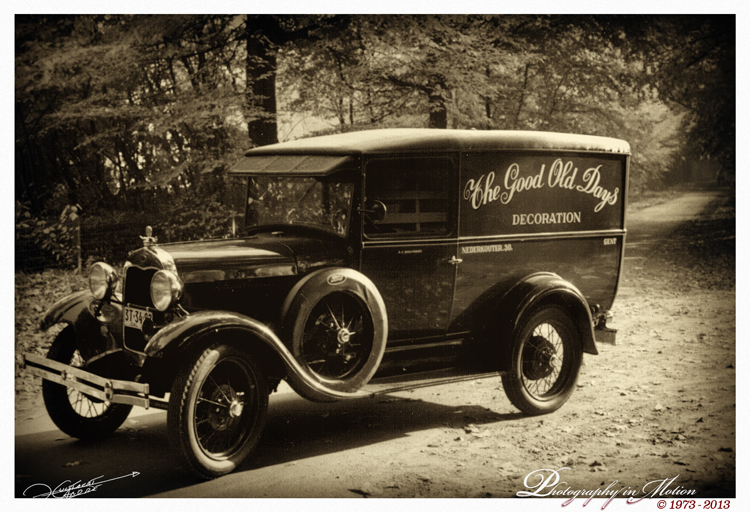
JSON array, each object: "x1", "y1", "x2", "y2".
[{"x1": 245, "y1": 176, "x2": 354, "y2": 237}]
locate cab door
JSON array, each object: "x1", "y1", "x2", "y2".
[{"x1": 359, "y1": 156, "x2": 458, "y2": 342}]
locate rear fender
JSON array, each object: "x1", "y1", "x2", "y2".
[
  {"x1": 143, "y1": 311, "x2": 372, "y2": 403},
  {"x1": 491, "y1": 272, "x2": 598, "y2": 372}
]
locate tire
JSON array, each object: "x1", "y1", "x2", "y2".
[
  {"x1": 281, "y1": 268, "x2": 388, "y2": 392},
  {"x1": 501, "y1": 306, "x2": 583, "y2": 415},
  {"x1": 168, "y1": 343, "x2": 269, "y2": 479},
  {"x1": 41, "y1": 326, "x2": 132, "y2": 440}
]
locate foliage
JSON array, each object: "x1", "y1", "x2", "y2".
[
  {"x1": 15, "y1": 15, "x2": 252, "y2": 217},
  {"x1": 280, "y1": 15, "x2": 643, "y2": 135},
  {"x1": 637, "y1": 16, "x2": 735, "y2": 175},
  {"x1": 78, "y1": 210, "x2": 151, "y2": 264},
  {"x1": 15, "y1": 201, "x2": 78, "y2": 268},
  {"x1": 15, "y1": 268, "x2": 88, "y2": 393},
  {"x1": 15, "y1": 14, "x2": 735, "y2": 253},
  {"x1": 277, "y1": 15, "x2": 727, "y2": 193},
  {"x1": 155, "y1": 192, "x2": 238, "y2": 243},
  {"x1": 279, "y1": 15, "x2": 510, "y2": 130}
]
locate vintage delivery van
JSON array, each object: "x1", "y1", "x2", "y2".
[{"x1": 24, "y1": 129, "x2": 630, "y2": 479}]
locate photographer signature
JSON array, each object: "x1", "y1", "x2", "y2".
[{"x1": 23, "y1": 471, "x2": 140, "y2": 498}]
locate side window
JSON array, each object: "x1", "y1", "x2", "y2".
[{"x1": 364, "y1": 158, "x2": 452, "y2": 238}]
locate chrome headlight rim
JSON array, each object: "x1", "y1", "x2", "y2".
[
  {"x1": 89, "y1": 262, "x2": 118, "y2": 300},
  {"x1": 150, "y1": 270, "x2": 183, "y2": 312}
]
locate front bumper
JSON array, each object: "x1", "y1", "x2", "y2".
[{"x1": 23, "y1": 353, "x2": 153, "y2": 409}]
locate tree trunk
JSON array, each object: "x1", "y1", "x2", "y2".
[
  {"x1": 513, "y1": 64, "x2": 531, "y2": 130},
  {"x1": 246, "y1": 17, "x2": 280, "y2": 147},
  {"x1": 427, "y1": 81, "x2": 448, "y2": 129}
]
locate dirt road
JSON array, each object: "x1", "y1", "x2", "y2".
[{"x1": 15, "y1": 184, "x2": 736, "y2": 500}]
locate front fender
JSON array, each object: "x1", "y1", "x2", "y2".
[
  {"x1": 40, "y1": 290, "x2": 93, "y2": 332},
  {"x1": 144, "y1": 311, "x2": 373, "y2": 403},
  {"x1": 39, "y1": 290, "x2": 123, "y2": 362}
]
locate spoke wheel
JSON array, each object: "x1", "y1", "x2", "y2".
[
  {"x1": 502, "y1": 306, "x2": 582, "y2": 415},
  {"x1": 168, "y1": 343, "x2": 268, "y2": 479},
  {"x1": 42, "y1": 326, "x2": 132, "y2": 440},
  {"x1": 282, "y1": 268, "x2": 388, "y2": 392},
  {"x1": 301, "y1": 291, "x2": 374, "y2": 380}
]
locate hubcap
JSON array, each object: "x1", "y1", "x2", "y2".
[
  {"x1": 523, "y1": 335, "x2": 557, "y2": 380},
  {"x1": 303, "y1": 293, "x2": 374, "y2": 379},
  {"x1": 229, "y1": 400, "x2": 244, "y2": 418},
  {"x1": 194, "y1": 358, "x2": 259, "y2": 458},
  {"x1": 207, "y1": 384, "x2": 243, "y2": 430},
  {"x1": 337, "y1": 328, "x2": 351, "y2": 345}
]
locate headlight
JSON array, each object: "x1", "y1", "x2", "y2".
[
  {"x1": 89, "y1": 262, "x2": 117, "y2": 300},
  {"x1": 150, "y1": 270, "x2": 183, "y2": 311}
]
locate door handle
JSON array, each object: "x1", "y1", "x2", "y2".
[{"x1": 447, "y1": 255, "x2": 463, "y2": 265}]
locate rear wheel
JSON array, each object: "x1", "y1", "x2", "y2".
[
  {"x1": 42, "y1": 326, "x2": 132, "y2": 440},
  {"x1": 168, "y1": 343, "x2": 268, "y2": 479},
  {"x1": 502, "y1": 306, "x2": 583, "y2": 415}
]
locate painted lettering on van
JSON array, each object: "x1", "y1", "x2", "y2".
[
  {"x1": 463, "y1": 172, "x2": 502, "y2": 209},
  {"x1": 500, "y1": 162, "x2": 545, "y2": 204},
  {"x1": 463, "y1": 159, "x2": 619, "y2": 213},
  {"x1": 512, "y1": 212, "x2": 582, "y2": 225},
  {"x1": 576, "y1": 165, "x2": 619, "y2": 212}
]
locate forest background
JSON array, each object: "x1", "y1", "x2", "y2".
[{"x1": 14, "y1": 14, "x2": 735, "y2": 270}]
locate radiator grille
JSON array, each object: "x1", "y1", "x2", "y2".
[{"x1": 123, "y1": 266, "x2": 156, "y2": 308}]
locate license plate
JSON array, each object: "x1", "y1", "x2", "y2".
[{"x1": 124, "y1": 306, "x2": 153, "y2": 329}]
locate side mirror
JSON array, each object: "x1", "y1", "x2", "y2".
[{"x1": 361, "y1": 199, "x2": 387, "y2": 223}]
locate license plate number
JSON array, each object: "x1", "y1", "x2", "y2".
[{"x1": 124, "y1": 306, "x2": 152, "y2": 329}]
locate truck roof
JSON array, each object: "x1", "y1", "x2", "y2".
[{"x1": 230, "y1": 129, "x2": 630, "y2": 176}]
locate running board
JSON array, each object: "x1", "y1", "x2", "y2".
[{"x1": 364, "y1": 367, "x2": 504, "y2": 395}]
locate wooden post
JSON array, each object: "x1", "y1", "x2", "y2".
[{"x1": 76, "y1": 213, "x2": 82, "y2": 274}]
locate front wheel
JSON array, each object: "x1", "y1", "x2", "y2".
[
  {"x1": 168, "y1": 343, "x2": 269, "y2": 479},
  {"x1": 502, "y1": 306, "x2": 583, "y2": 415},
  {"x1": 41, "y1": 326, "x2": 133, "y2": 440}
]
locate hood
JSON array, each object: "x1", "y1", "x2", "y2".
[{"x1": 155, "y1": 231, "x2": 351, "y2": 284}]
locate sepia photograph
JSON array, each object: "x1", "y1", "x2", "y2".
[{"x1": 13, "y1": 12, "x2": 737, "y2": 504}]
